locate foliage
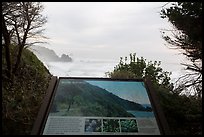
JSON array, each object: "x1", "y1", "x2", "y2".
[
  {"x1": 121, "y1": 119, "x2": 138, "y2": 132},
  {"x1": 157, "y1": 86, "x2": 202, "y2": 135},
  {"x1": 2, "y1": 45, "x2": 52, "y2": 135},
  {"x1": 103, "y1": 119, "x2": 120, "y2": 132},
  {"x1": 106, "y1": 53, "x2": 173, "y2": 91},
  {"x1": 106, "y1": 53, "x2": 202, "y2": 135},
  {"x1": 160, "y1": 2, "x2": 202, "y2": 97}
]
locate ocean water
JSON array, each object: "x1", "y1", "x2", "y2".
[
  {"x1": 127, "y1": 110, "x2": 154, "y2": 118},
  {"x1": 43, "y1": 58, "x2": 118, "y2": 77}
]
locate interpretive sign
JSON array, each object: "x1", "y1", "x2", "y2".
[{"x1": 31, "y1": 77, "x2": 170, "y2": 135}]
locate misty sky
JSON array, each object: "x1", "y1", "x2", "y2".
[{"x1": 40, "y1": 2, "x2": 190, "y2": 79}]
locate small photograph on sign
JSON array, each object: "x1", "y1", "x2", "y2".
[
  {"x1": 120, "y1": 119, "x2": 138, "y2": 132},
  {"x1": 84, "y1": 118, "x2": 102, "y2": 132},
  {"x1": 103, "y1": 119, "x2": 120, "y2": 132}
]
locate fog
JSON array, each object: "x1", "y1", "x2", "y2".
[
  {"x1": 45, "y1": 58, "x2": 118, "y2": 78},
  {"x1": 36, "y1": 2, "x2": 190, "y2": 82}
]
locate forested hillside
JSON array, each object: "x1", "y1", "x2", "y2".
[
  {"x1": 2, "y1": 45, "x2": 52, "y2": 135},
  {"x1": 50, "y1": 80, "x2": 151, "y2": 117}
]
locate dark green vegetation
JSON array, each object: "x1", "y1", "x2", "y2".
[
  {"x1": 2, "y1": 2, "x2": 51, "y2": 135},
  {"x1": 106, "y1": 53, "x2": 202, "y2": 135},
  {"x1": 159, "y1": 2, "x2": 202, "y2": 135},
  {"x1": 50, "y1": 80, "x2": 150, "y2": 117},
  {"x1": 158, "y1": 88, "x2": 202, "y2": 135},
  {"x1": 2, "y1": 45, "x2": 52, "y2": 135},
  {"x1": 120, "y1": 119, "x2": 138, "y2": 132},
  {"x1": 103, "y1": 119, "x2": 120, "y2": 132},
  {"x1": 106, "y1": 53, "x2": 172, "y2": 91},
  {"x1": 161, "y1": 2, "x2": 202, "y2": 97}
]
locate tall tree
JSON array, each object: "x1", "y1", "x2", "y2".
[
  {"x1": 2, "y1": 2, "x2": 15, "y2": 78},
  {"x1": 160, "y1": 2, "x2": 202, "y2": 97},
  {"x1": 2, "y1": 2, "x2": 47, "y2": 77}
]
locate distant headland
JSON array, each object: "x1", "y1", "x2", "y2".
[{"x1": 29, "y1": 46, "x2": 73, "y2": 62}]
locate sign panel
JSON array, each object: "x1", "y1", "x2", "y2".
[{"x1": 37, "y1": 77, "x2": 167, "y2": 135}]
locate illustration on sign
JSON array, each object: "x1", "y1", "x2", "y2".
[{"x1": 42, "y1": 79, "x2": 160, "y2": 135}]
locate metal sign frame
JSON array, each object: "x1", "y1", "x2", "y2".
[{"x1": 31, "y1": 76, "x2": 171, "y2": 135}]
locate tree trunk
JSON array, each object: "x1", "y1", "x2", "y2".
[
  {"x1": 67, "y1": 98, "x2": 75, "y2": 112},
  {"x1": 12, "y1": 45, "x2": 24, "y2": 75},
  {"x1": 3, "y1": 45, "x2": 12, "y2": 78},
  {"x1": 67, "y1": 102, "x2": 71, "y2": 112},
  {"x1": 2, "y1": 15, "x2": 12, "y2": 78},
  {"x1": 12, "y1": 9, "x2": 31, "y2": 75}
]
